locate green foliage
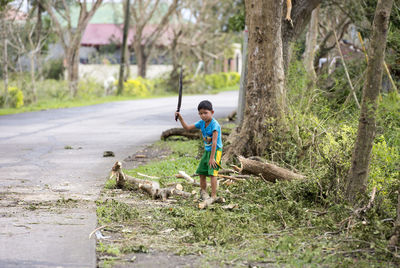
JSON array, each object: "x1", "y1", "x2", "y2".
[
  {"x1": 42, "y1": 59, "x2": 64, "y2": 80},
  {"x1": 77, "y1": 79, "x2": 104, "y2": 98},
  {"x1": 96, "y1": 199, "x2": 139, "y2": 225},
  {"x1": 203, "y1": 72, "x2": 240, "y2": 91},
  {"x1": 225, "y1": 0, "x2": 245, "y2": 32},
  {"x1": 5, "y1": 86, "x2": 24, "y2": 108}
]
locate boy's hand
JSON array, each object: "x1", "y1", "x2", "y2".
[
  {"x1": 209, "y1": 158, "x2": 218, "y2": 169},
  {"x1": 175, "y1": 112, "x2": 182, "y2": 121}
]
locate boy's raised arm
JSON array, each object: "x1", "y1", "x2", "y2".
[{"x1": 175, "y1": 112, "x2": 196, "y2": 130}]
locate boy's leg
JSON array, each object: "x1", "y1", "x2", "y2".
[
  {"x1": 210, "y1": 176, "x2": 217, "y2": 199},
  {"x1": 199, "y1": 175, "x2": 209, "y2": 199}
]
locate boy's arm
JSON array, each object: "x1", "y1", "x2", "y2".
[
  {"x1": 209, "y1": 130, "x2": 219, "y2": 169},
  {"x1": 175, "y1": 112, "x2": 196, "y2": 130}
]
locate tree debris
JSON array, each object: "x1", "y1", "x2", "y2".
[
  {"x1": 110, "y1": 162, "x2": 193, "y2": 201},
  {"x1": 238, "y1": 156, "x2": 305, "y2": 182}
]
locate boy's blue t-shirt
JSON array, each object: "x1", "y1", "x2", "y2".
[{"x1": 194, "y1": 118, "x2": 223, "y2": 152}]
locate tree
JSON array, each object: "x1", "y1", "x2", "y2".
[
  {"x1": 223, "y1": 0, "x2": 286, "y2": 161},
  {"x1": 117, "y1": 0, "x2": 131, "y2": 95},
  {"x1": 346, "y1": 0, "x2": 393, "y2": 203},
  {"x1": 130, "y1": 0, "x2": 178, "y2": 78},
  {"x1": 40, "y1": 0, "x2": 103, "y2": 97},
  {"x1": 281, "y1": 0, "x2": 321, "y2": 72}
]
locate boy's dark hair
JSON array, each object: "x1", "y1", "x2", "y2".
[{"x1": 198, "y1": 100, "x2": 213, "y2": 111}]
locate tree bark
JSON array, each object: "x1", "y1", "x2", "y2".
[
  {"x1": 346, "y1": 0, "x2": 393, "y2": 203},
  {"x1": 223, "y1": 0, "x2": 286, "y2": 161},
  {"x1": 281, "y1": 0, "x2": 321, "y2": 72},
  {"x1": 303, "y1": 5, "x2": 319, "y2": 81}
]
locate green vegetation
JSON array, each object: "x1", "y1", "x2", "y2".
[
  {"x1": 0, "y1": 72, "x2": 239, "y2": 116},
  {"x1": 96, "y1": 59, "x2": 399, "y2": 267}
]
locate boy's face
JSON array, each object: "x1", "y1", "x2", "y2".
[{"x1": 198, "y1": 109, "x2": 214, "y2": 122}]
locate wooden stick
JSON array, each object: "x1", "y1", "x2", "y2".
[{"x1": 89, "y1": 225, "x2": 108, "y2": 239}]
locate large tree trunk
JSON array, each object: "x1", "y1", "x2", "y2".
[
  {"x1": 303, "y1": 5, "x2": 319, "y2": 81},
  {"x1": 346, "y1": 0, "x2": 393, "y2": 203},
  {"x1": 223, "y1": 0, "x2": 286, "y2": 161},
  {"x1": 282, "y1": 0, "x2": 321, "y2": 72}
]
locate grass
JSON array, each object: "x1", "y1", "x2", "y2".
[
  {"x1": 0, "y1": 85, "x2": 239, "y2": 116},
  {"x1": 96, "y1": 136, "x2": 397, "y2": 267}
]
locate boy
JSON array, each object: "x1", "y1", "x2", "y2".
[{"x1": 175, "y1": 100, "x2": 223, "y2": 199}]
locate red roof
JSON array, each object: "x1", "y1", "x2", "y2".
[{"x1": 81, "y1": 24, "x2": 173, "y2": 47}]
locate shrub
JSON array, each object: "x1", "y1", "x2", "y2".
[
  {"x1": 227, "y1": 72, "x2": 240, "y2": 86},
  {"x1": 6, "y1": 86, "x2": 24, "y2": 108},
  {"x1": 42, "y1": 58, "x2": 64, "y2": 80},
  {"x1": 77, "y1": 79, "x2": 104, "y2": 98},
  {"x1": 123, "y1": 78, "x2": 149, "y2": 97}
]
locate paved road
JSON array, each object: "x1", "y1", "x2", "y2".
[{"x1": 0, "y1": 91, "x2": 238, "y2": 268}]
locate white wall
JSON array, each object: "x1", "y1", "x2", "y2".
[{"x1": 78, "y1": 64, "x2": 173, "y2": 81}]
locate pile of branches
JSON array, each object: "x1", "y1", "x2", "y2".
[{"x1": 109, "y1": 156, "x2": 305, "y2": 209}]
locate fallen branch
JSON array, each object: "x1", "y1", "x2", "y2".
[
  {"x1": 238, "y1": 156, "x2": 305, "y2": 182},
  {"x1": 161, "y1": 128, "x2": 201, "y2": 140},
  {"x1": 175, "y1": 171, "x2": 201, "y2": 187},
  {"x1": 111, "y1": 162, "x2": 193, "y2": 201}
]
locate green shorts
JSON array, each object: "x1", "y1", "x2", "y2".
[{"x1": 196, "y1": 149, "x2": 222, "y2": 176}]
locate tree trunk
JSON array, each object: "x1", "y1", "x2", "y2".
[
  {"x1": 118, "y1": 0, "x2": 131, "y2": 95},
  {"x1": 303, "y1": 5, "x2": 319, "y2": 81},
  {"x1": 29, "y1": 52, "x2": 37, "y2": 103},
  {"x1": 136, "y1": 43, "x2": 147, "y2": 78},
  {"x1": 66, "y1": 46, "x2": 80, "y2": 97},
  {"x1": 223, "y1": 0, "x2": 286, "y2": 162},
  {"x1": 237, "y1": 26, "x2": 248, "y2": 127},
  {"x1": 2, "y1": 31, "x2": 9, "y2": 105},
  {"x1": 346, "y1": 0, "x2": 393, "y2": 203},
  {"x1": 281, "y1": 0, "x2": 321, "y2": 72}
]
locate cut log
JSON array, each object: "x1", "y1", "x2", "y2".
[
  {"x1": 198, "y1": 196, "x2": 225, "y2": 209},
  {"x1": 161, "y1": 128, "x2": 201, "y2": 140},
  {"x1": 111, "y1": 162, "x2": 194, "y2": 200},
  {"x1": 238, "y1": 156, "x2": 305, "y2": 182}
]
